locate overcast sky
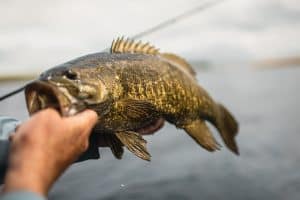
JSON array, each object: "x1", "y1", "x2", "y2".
[{"x1": 0, "y1": 0, "x2": 299, "y2": 75}]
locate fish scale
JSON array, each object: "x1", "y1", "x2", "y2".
[{"x1": 108, "y1": 55, "x2": 215, "y2": 127}]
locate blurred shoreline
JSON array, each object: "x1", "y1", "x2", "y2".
[
  {"x1": 254, "y1": 56, "x2": 300, "y2": 69},
  {"x1": 0, "y1": 75, "x2": 36, "y2": 83}
]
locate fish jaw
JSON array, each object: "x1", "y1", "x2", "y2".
[{"x1": 25, "y1": 80, "x2": 86, "y2": 116}]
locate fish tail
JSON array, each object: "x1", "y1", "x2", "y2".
[{"x1": 215, "y1": 104, "x2": 239, "y2": 155}]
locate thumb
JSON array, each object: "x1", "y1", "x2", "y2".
[{"x1": 65, "y1": 109, "x2": 98, "y2": 135}]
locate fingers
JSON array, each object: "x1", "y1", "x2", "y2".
[
  {"x1": 23, "y1": 108, "x2": 98, "y2": 151},
  {"x1": 27, "y1": 108, "x2": 98, "y2": 143}
]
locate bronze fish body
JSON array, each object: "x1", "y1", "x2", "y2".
[{"x1": 25, "y1": 38, "x2": 239, "y2": 161}]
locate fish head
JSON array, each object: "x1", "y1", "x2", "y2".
[{"x1": 25, "y1": 66, "x2": 109, "y2": 116}]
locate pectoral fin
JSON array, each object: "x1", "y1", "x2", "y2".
[
  {"x1": 117, "y1": 99, "x2": 158, "y2": 121},
  {"x1": 183, "y1": 120, "x2": 221, "y2": 152},
  {"x1": 115, "y1": 131, "x2": 151, "y2": 161}
]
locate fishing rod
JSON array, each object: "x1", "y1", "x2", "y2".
[{"x1": 0, "y1": 0, "x2": 227, "y2": 102}]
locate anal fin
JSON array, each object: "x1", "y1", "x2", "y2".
[
  {"x1": 183, "y1": 120, "x2": 221, "y2": 152},
  {"x1": 115, "y1": 131, "x2": 151, "y2": 161}
]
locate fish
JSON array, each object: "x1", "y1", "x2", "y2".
[{"x1": 25, "y1": 37, "x2": 239, "y2": 161}]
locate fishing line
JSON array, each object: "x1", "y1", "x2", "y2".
[
  {"x1": 0, "y1": 80, "x2": 36, "y2": 101},
  {"x1": 0, "y1": 0, "x2": 226, "y2": 102},
  {"x1": 132, "y1": 0, "x2": 226, "y2": 39},
  {"x1": 0, "y1": 85, "x2": 26, "y2": 101}
]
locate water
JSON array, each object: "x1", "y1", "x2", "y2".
[{"x1": 1, "y1": 67, "x2": 299, "y2": 199}]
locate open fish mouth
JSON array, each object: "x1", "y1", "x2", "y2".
[{"x1": 25, "y1": 81, "x2": 86, "y2": 116}]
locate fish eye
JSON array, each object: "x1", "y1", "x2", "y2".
[{"x1": 64, "y1": 70, "x2": 78, "y2": 80}]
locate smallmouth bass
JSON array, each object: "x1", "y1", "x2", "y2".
[{"x1": 25, "y1": 37, "x2": 239, "y2": 161}]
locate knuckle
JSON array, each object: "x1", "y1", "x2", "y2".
[
  {"x1": 80, "y1": 140, "x2": 89, "y2": 152},
  {"x1": 18, "y1": 132, "x2": 35, "y2": 144}
]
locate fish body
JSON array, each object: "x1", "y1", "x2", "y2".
[{"x1": 25, "y1": 38, "x2": 239, "y2": 161}]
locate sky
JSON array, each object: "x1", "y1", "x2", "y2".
[{"x1": 0, "y1": 0, "x2": 300, "y2": 76}]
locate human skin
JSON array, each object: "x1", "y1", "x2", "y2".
[
  {"x1": 2, "y1": 108, "x2": 98, "y2": 196},
  {"x1": 2, "y1": 109, "x2": 164, "y2": 197}
]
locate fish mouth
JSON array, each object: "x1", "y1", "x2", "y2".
[{"x1": 25, "y1": 81, "x2": 86, "y2": 116}]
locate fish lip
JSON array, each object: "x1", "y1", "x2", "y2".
[{"x1": 25, "y1": 80, "x2": 85, "y2": 116}]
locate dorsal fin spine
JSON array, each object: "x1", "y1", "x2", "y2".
[
  {"x1": 109, "y1": 36, "x2": 195, "y2": 77},
  {"x1": 110, "y1": 37, "x2": 159, "y2": 55},
  {"x1": 116, "y1": 37, "x2": 123, "y2": 51},
  {"x1": 124, "y1": 38, "x2": 130, "y2": 49},
  {"x1": 128, "y1": 40, "x2": 134, "y2": 52}
]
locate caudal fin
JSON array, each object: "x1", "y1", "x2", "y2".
[{"x1": 216, "y1": 104, "x2": 239, "y2": 155}]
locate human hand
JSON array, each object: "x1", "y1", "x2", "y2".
[{"x1": 3, "y1": 108, "x2": 98, "y2": 197}]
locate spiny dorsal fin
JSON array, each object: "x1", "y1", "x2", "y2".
[
  {"x1": 161, "y1": 53, "x2": 196, "y2": 77},
  {"x1": 110, "y1": 37, "x2": 159, "y2": 55}
]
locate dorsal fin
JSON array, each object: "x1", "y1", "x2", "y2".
[
  {"x1": 110, "y1": 37, "x2": 196, "y2": 77},
  {"x1": 161, "y1": 53, "x2": 196, "y2": 76},
  {"x1": 110, "y1": 37, "x2": 159, "y2": 55}
]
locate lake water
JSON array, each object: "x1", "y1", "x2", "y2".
[{"x1": 0, "y1": 67, "x2": 299, "y2": 199}]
